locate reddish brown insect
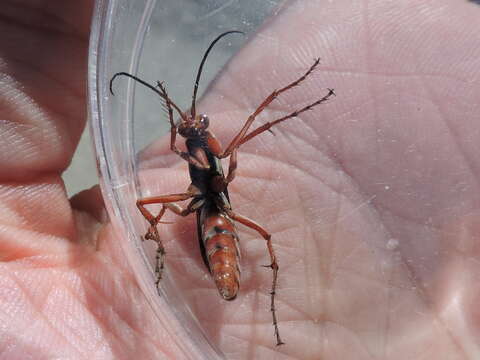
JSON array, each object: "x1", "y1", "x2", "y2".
[{"x1": 110, "y1": 31, "x2": 335, "y2": 346}]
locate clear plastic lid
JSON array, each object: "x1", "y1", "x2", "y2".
[{"x1": 88, "y1": 0, "x2": 284, "y2": 358}]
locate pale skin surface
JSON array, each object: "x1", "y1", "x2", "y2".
[{"x1": 1, "y1": 0, "x2": 480, "y2": 359}]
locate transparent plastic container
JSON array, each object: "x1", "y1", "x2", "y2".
[{"x1": 88, "y1": 0, "x2": 284, "y2": 358}]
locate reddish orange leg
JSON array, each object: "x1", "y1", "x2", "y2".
[
  {"x1": 156, "y1": 82, "x2": 210, "y2": 169},
  {"x1": 223, "y1": 207, "x2": 284, "y2": 346},
  {"x1": 225, "y1": 148, "x2": 237, "y2": 184},
  {"x1": 136, "y1": 185, "x2": 200, "y2": 286},
  {"x1": 239, "y1": 88, "x2": 335, "y2": 146},
  {"x1": 219, "y1": 58, "x2": 322, "y2": 159},
  {"x1": 148, "y1": 212, "x2": 167, "y2": 289},
  {"x1": 136, "y1": 204, "x2": 167, "y2": 288},
  {"x1": 150, "y1": 198, "x2": 205, "y2": 287},
  {"x1": 156, "y1": 80, "x2": 184, "y2": 122},
  {"x1": 165, "y1": 197, "x2": 205, "y2": 217}
]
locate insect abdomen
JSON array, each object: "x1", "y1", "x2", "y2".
[{"x1": 202, "y1": 214, "x2": 241, "y2": 301}]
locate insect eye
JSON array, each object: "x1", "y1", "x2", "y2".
[{"x1": 199, "y1": 114, "x2": 209, "y2": 129}]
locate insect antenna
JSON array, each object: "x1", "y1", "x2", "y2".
[
  {"x1": 110, "y1": 72, "x2": 187, "y2": 122},
  {"x1": 190, "y1": 30, "x2": 245, "y2": 118}
]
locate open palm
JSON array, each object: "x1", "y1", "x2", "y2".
[{"x1": 1, "y1": 0, "x2": 480, "y2": 359}]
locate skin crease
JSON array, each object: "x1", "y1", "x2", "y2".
[{"x1": 1, "y1": 0, "x2": 480, "y2": 359}]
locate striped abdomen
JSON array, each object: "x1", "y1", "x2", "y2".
[{"x1": 201, "y1": 211, "x2": 241, "y2": 301}]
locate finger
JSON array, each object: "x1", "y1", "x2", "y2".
[
  {"x1": 0, "y1": 1, "x2": 94, "y2": 244},
  {"x1": 0, "y1": 0, "x2": 94, "y2": 182}
]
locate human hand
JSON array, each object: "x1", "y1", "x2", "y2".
[{"x1": 2, "y1": 0, "x2": 480, "y2": 359}]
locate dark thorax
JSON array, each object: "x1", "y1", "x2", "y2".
[{"x1": 186, "y1": 134, "x2": 229, "y2": 199}]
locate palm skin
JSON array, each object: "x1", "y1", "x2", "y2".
[{"x1": 1, "y1": 0, "x2": 480, "y2": 359}]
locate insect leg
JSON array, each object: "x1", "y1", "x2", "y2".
[
  {"x1": 223, "y1": 208, "x2": 284, "y2": 346},
  {"x1": 238, "y1": 88, "x2": 335, "y2": 146},
  {"x1": 109, "y1": 74, "x2": 206, "y2": 166},
  {"x1": 137, "y1": 186, "x2": 200, "y2": 227},
  {"x1": 136, "y1": 204, "x2": 168, "y2": 288},
  {"x1": 148, "y1": 213, "x2": 167, "y2": 289},
  {"x1": 138, "y1": 192, "x2": 194, "y2": 206},
  {"x1": 165, "y1": 197, "x2": 205, "y2": 216},
  {"x1": 136, "y1": 185, "x2": 201, "y2": 285},
  {"x1": 225, "y1": 148, "x2": 237, "y2": 183},
  {"x1": 219, "y1": 59, "x2": 322, "y2": 158},
  {"x1": 151, "y1": 198, "x2": 204, "y2": 288},
  {"x1": 156, "y1": 82, "x2": 209, "y2": 169},
  {"x1": 155, "y1": 80, "x2": 184, "y2": 122}
]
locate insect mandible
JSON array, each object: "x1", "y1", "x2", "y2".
[{"x1": 110, "y1": 30, "x2": 335, "y2": 346}]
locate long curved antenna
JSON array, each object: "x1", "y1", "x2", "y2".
[
  {"x1": 110, "y1": 72, "x2": 186, "y2": 121},
  {"x1": 190, "y1": 30, "x2": 245, "y2": 118}
]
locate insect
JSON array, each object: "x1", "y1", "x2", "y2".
[{"x1": 110, "y1": 31, "x2": 335, "y2": 346}]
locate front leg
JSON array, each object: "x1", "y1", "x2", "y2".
[
  {"x1": 156, "y1": 82, "x2": 210, "y2": 169},
  {"x1": 225, "y1": 148, "x2": 237, "y2": 184},
  {"x1": 205, "y1": 132, "x2": 237, "y2": 184}
]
